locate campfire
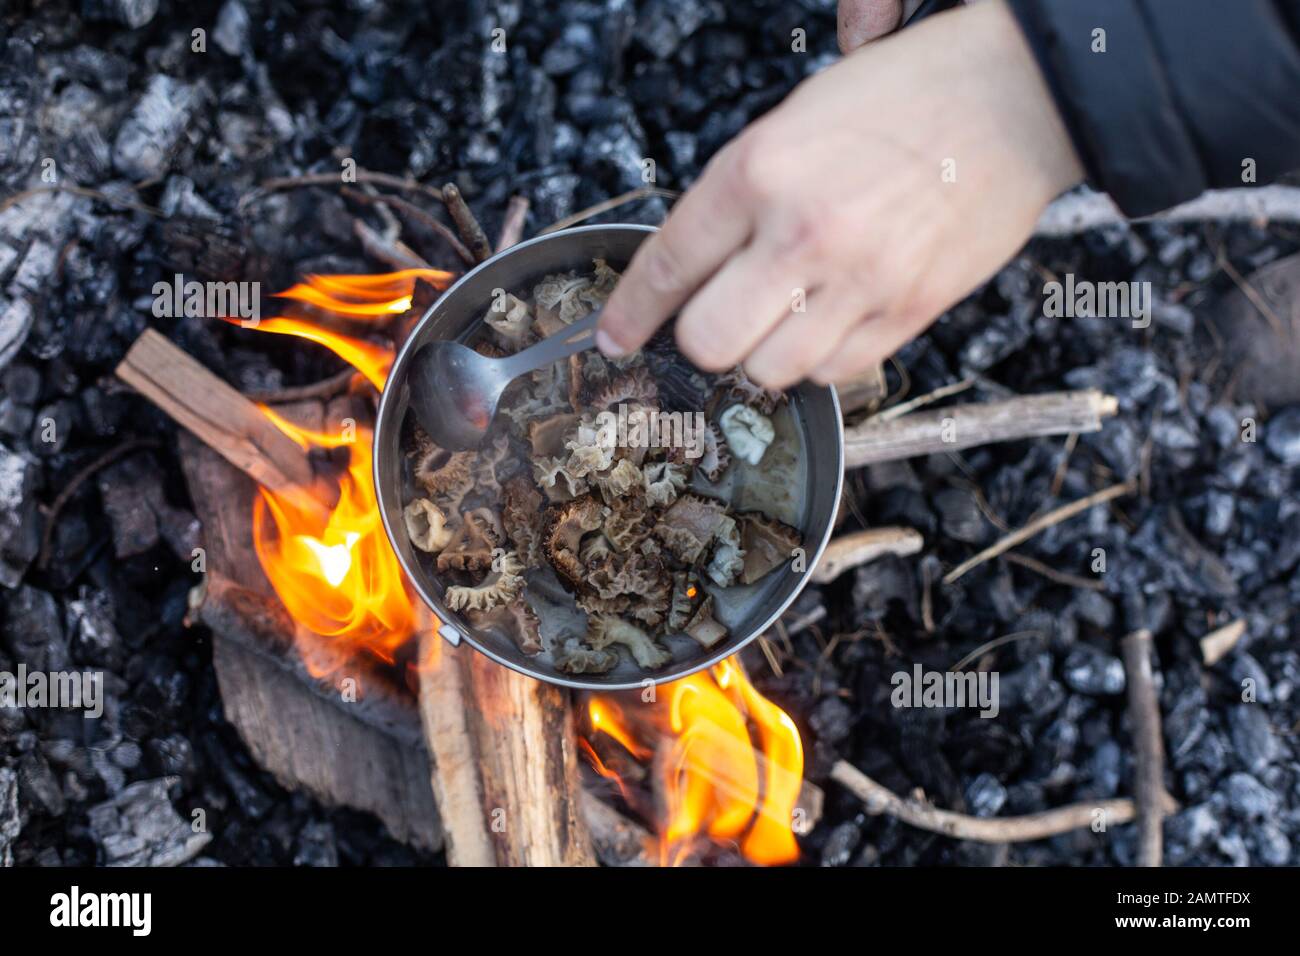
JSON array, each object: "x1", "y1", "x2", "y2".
[{"x1": 121, "y1": 260, "x2": 813, "y2": 866}]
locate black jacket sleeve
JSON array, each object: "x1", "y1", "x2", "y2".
[{"x1": 1006, "y1": 0, "x2": 1300, "y2": 216}]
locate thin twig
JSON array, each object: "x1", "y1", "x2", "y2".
[
  {"x1": 244, "y1": 368, "x2": 360, "y2": 403},
  {"x1": 870, "y1": 377, "x2": 974, "y2": 423},
  {"x1": 831, "y1": 760, "x2": 1171, "y2": 843},
  {"x1": 1217, "y1": 245, "x2": 1287, "y2": 338},
  {"x1": 1049, "y1": 432, "x2": 1078, "y2": 498},
  {"x1": 239, "y1": 170, "x2": 444, "y2": 214},
  {"x1": 441, "y1": 183, "x2": 492, "y2": 263},
  {"x1": 352, "y1": 218, "x2": 431, "y2": 271},
  {"x1": 950, "y1": 630, "x2": 1045, "y2": 673},
  {"x1": 1002, "y1": 551, "x2": 1105, "y2": 591},
  {"x1": 1200, "y1": 619, "x2": 1247, "y2": 666},
  {"x1": 1120, "y1": 629, "x2": 1167, "y2": 867},
  {"x1": 943, "y1": 480, "x2": 1136, "y2": 584},
  {"x1": 495, "y1": 195, "x2": 530, "y2": 252},
  {"x1": 0, "y1": 184, "x2": 161, "y2": 217},
  {"x1": 37, "y1": 438, "x2": 161, "y2": 568},
  {"x1": 341, "y1": 186, "x2": 474, "y2": 265},
  {"x1": 540, "y1": 186, "x2": 680, "y2": 234}
]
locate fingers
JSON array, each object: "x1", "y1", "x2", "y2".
[
  {"x1": 672, "y1": 244, "x2": 803, "y2": 372},
  {"x1": 809, "y1": 311, "x2": 921, "y2": 385},
  {"x1": 838, "y1": 0, "x2": 903, "y2": 53},
  {"x1": 597, "y1": 160, "x2": 753, "y2": 358},
  {"x1": 742, "y1": 288, "x2": 866, "y2": 389}
]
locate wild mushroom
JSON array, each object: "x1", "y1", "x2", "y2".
[
  {"x1": 404, "y1": 498, "x2": 453, "y2": 553},
  {"x1": 564, "y1": 416, "x2": 616, "y2": 477},
  {"x1": 532, "y1": 455, "x2": 589, "y2": 502},
  {"x1": 586, "y1": 615, "x2": 671, "y2": 670},
  {"x1": 683, "y1": 594, "x2": 728, "y2": 648},
  {"x1": 543, "y1": 495, "x2": 608, "y2": 587},
  {"x1": 436, "y1": 507, "x2": 504, "y2": 574},
  {"x1": 704, "y1": 514, "x2": 745, "y2": 587},
  {"x1": 643, "y1": 461, "x2": 689, "y2": 507},
  {"x1": 467, "y1": 597, "x2": 543, "y2": 656},
  {"x1": 603, "y1": 494, "x2": 653, "y2": 552},
  {"x1": 716, "y1": 365, "x2": 787, "y2": 415},
  {"x1": 501, "y1": 476, "x2": 544, "y2": 566},
  {"x1": 593, "y1": 458, "x2": 642, "y2": 503},
  {"x1": 412, "y1": 430, "x2": 476, "y2": 509},
  {"x1": 590, "y1": 366, "x2": 659, "y2": 410},
  {"x1": 484, "y1": 292, "x2": 535, "y2": 350},
  {"x1": 553, "y1": 635, "x2": 619, "y2": 675},
  {"x1": 737, "y1": 512, "x2": 802, "y2": 585},
  {"x1": 653, "y1": 493, "x2": 730, "y2": 564},
  {"x1": 445, "y1": 551, "x2": 525, "y2": 612},
  {"x1": 527, "y1": 412, "x2": 580, "y2": 459},
  {"x1": 718, "y1": 403, "x2": 775, "y2": 466},
  {"x1": 689, "y1": 422, "x2": 731, "y2": 483}
]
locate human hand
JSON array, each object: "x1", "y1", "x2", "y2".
[{"x1": 596, "y1": 0, "x2": 1083, "y2": 388}]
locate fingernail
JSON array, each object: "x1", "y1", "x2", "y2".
[{"x1": 595, "y1": 328, "x2": 626, "y2": 358}]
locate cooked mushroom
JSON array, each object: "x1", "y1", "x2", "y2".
[
  {"x1": 737, "y1": 512, "x2": 802, "y2": 585},
  {"x1": 716, "y1": 365, "x2": 787, "y2": 415},
  {"x1": 586, "y1": 615, "x2": 671, "y2": 670},
  {"x1": 484, "y1": 292, "x2": 535, "y2": 350},
  {"x1": 467, "y1": 597, "x2": 543, "y2": 656},
  {"x1": 603, "y1": 494, "x2": 653, "y2": 552},
  {"x1": 683, "y1": 594, "x2": 728, "y2": 648},
  {"x1": 527, "y1": 412, "x2": 580, "y2": 458},
  {"x1": 704, "y1": 514, "x2": 746, "y2": 587},
  {"x1": 590, "y1": 366, "x2": 658, "y2": 410},
  {"x1": 718, "y1": 403, "x2": 775, "y2": 466},
  {"x1": 532, "y1": 455, "x2": 589, "y2": 502},
  {"x1": 445, "y1": 551, "x2": 525, "y2": 612},
  {"x1": 543, "y1": 495, "x2": 608, "y2": 587},
  {"x1": 412, "y1": 430, "x2": 476, "y2": 508},
  {"x1": 693, "y1": 422, "x2": 731, "y2": 483},
  {"x1": 654, "y1": 493, "x2": 730, "y2": 565},
  {"x1": 404, "y1": 498, "x2": 453, "y2": 553},
  {"x1": 593, "y1": 458, "x2": 642, "y2": 503},
  {"x1": 553, "y1": 635, "x2": 620, "y2": 675},
  {"x1": 436, "y1": 508, "x2": 504, "y2": 574},
  {"x1": 668, "y1": 571, "x2": 703, "y2": 631},
  {"x1": 643, "y1": 461, "x2": 689, "y2": 507},
  {"x1": 501, "y1": 476, "x2": 544, "y2": 566},
  {"x1": 564, "y1": 416, "x2": 616, "y2": 477}
]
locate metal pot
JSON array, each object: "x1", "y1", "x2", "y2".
[{"x1": 375, "y1": 224, "x2": 844, "y2": 689}]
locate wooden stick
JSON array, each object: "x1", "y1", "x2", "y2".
[
  {"x1": 540, "y1": 186, "x2": 680, "y2": 234},
  {"x1": 810, "y1": 527, "x2": 924, "y2": 584},
  {"x1": 116, "y1": 329, "x2": 315, "y2": 494},
  {"x1": 495, "y1": 195, "x2": 530, "y2": 252},
  {"x1": 441, "y1": 183, "x2": 492, "y2": 263},
  {"x1": 341, "y1": 187, "x2": 475, "y2": 266},
  {"x1": 1121, "y1": 629, "x2": 1168, "y2": 867},
  {"x1": 844, "y1": 389, "x2": 1118, "y2": 468},
  {"x1": 830, "y1": 760, "x2": 1173, "y2": 843},
  {"x1": 1200, "y1": 619, "x2": 1247, "y2": 666},
  {"x1": 943, "y1": 480, "x2": 1136, "y2": 584},
  {"x1": 240, "y1": 170, "x2": 444, "y2": 213}
]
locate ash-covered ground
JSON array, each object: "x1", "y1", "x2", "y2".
[{"x1": 1, "y1": 0, "x2": 1297, "y2": 866}]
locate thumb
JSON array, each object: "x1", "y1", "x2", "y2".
[{"x1": 837, "y1": 0, "x2": 904, "y2": 54}]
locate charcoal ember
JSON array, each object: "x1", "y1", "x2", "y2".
[
  {"x1": 1227, "y1": 704, "x2": 1278, "y2": 774},
  {"x1": 1164, "y1": 683, "x2": 1208, "y2": 763},
  {"x1": 819, "y1": 821, "x2": 861, "y2": 867},
  {"x1": 1253, "y1": 823, "x2": 1291, "y2": 865},
  {"x1": 2, "y1": 585, "x2": 67, "y2": 671},
  {"x1": 148, "y1": 734, "x2": 196, "y2": 781},
  {"x1": 81, "y1": 0, "x2": 158, "y2": 28},
  {"x1": 1083, "y1": 739, "x2": 1122, "y2": 798},
  {"x1": 112, "y1": 76, "x2": 205, "y2": 180},
  {"x1": 64, "y1": 587, "x2": 121, "y2": 668},
  {"x1": 635, "y1": 0, "x2": 710, "y2": 58},
  {"x1": 964, "y1": 772, "x2": 1007, "y2": 817},
  {"x1": 1163, "y1": 803, "x2": 1220, "y2": 866},
  {"x1": 0, "y1": 442, "x2": 40, "y2": 587},
  {"x1": 1228, "y1": 653, "x2": 1272, "y2": 703},
  {"x1": 542, "y1": 23, "x2": 598, "y2": 76},
  {"x1": 1223, "y1": 771, "x2": 1278, "y2": 819},
  {"x1": 1216, "y1": 831, "x2": 1251, "y2": 867},
  {"x1": 29, "y1": 401, "x2": 75, "y2": 457},
  {"x1": 584, "y1": 120, "x2": 649, "y2": 192},
  {"x1": 17, "y1": 751, "x2": 65, "y2": 817},
  {"x1": 809, "y1": 696, "x2": 853, "y2": 746},
  {"x1": 1061, "y1": 644, "x2": 1125, "y2": 696},
  {"x1": 87, "y1": 777, "x2": 212, "y2": 867},
  {"x1": 0, "y1": 767, "x2": 19, "y2": 867},
  {"x1": 294, "y1": 820, "x2": 340, "y2": 867},
  {"x1": 931, "y1": 488, "x2": 987, "y2": 544},
  {"x1": 1070, "y1": 590, "x2": 1114, "y2": 631},
  {"x1": 1202, "y1": 489, "x2": 1235, "y2": 537},
  {"x1": 96, "y1": 452, "x2": 201, "y2": 560},
  {"x1": 850, "y1": 555, "x2": 917, "y2": 621},
  {"x1": 213, "y1": 0, "x2": 252, "y2": 58},
  {"x1": 1264, "y1": 406, "x2": 1300, "y2": 465},
  {"x1": 958, "y1": 311, "x2": 1032, "y2": 373}
]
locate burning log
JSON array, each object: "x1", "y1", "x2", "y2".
[{"x1": 843, "y1": 389, "x2": 1118, "y2": 468}]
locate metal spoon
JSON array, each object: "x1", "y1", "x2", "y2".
[{"x1": 408, "y1": 307, "x2": 602, "y2": 450}]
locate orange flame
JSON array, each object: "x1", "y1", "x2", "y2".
[
  {"x1": 586, "y1": 660, "x2": 804, "y2": 866},
  {"x1": 274, "y1": 268, "x2": 453, "y2": 318},
  {"x1": 238, "y1": 271, "x2": 423, "y2": 669}
]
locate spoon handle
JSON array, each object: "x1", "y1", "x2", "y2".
[{"x1": 499, "y1": 307, "x2": 604, "y2": 377}]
